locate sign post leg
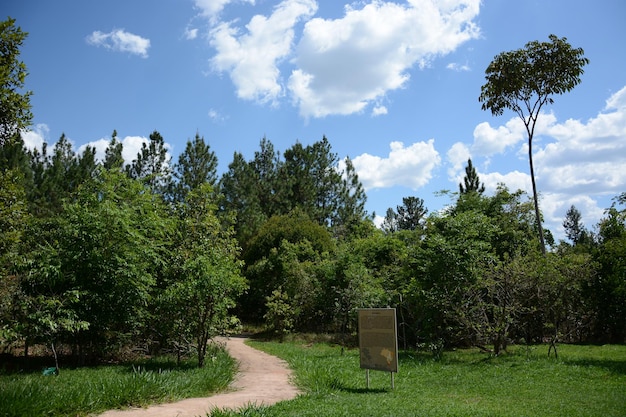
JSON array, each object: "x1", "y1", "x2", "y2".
[
  {"x1": 391, "y1": 372, "x2": 395, "y2": 390},
  {"x1": 366, "y1": 369, "x2": 370, "y2": 389}
]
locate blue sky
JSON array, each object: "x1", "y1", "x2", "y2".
[{"x1": 5, "y1": 0, "x2": 626, "y2": 241}]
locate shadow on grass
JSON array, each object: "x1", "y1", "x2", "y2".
[{"x1": 563, "y1": 358, "x2": 626, "y2": 375}]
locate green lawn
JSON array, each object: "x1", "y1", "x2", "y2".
[
  {"x1": 214, "y1": 341, "x2": 626, "y2": 417},
  {"x1": 2, "y1": 341, "x2": 624, "y2": 417},
  {"x1": 0, "y1": 345, "x2": 236, "y2": 417}
]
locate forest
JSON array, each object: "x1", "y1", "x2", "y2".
[{"x1": 1, "y1": 18, "x2": 625, "y2": 369}]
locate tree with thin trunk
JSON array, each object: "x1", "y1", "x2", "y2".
[{"x1": 479, "y1": 35, "x2": 589, "y2": 255}]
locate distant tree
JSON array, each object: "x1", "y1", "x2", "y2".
[
  {"x1": 479, "y1": 34, "x2": 589, "y2": 255},
  {"x1": 459, "y1": 158, "x2": 485, "y2": 194},
  {"x1": 171, "y1": 133, "x2": 218, "y2": 202},
  {"x1": 381, "y1": 207, "x2": 398, "y2": 233},
  {"x1": 126, "y1": 130, "x2": 172, "y2": 193},
  {"x1": 333, "y1": 156, "x2": 368, "y2": 239},
  {"x1": 396, "y1": 196, "x2": 428, "y2": 231},
  {"x1": 219, "y1": 151, "x2": 267, "y2": 246},
  {"x1": 103, "y1": 130, "x2": 124, "y2": 170},
  {"x1": 0, "y1": 18, "x2": 33, "y2": 146},
  {"x1": 563, "y1": 205, "x2": 587, "y2": 245}
]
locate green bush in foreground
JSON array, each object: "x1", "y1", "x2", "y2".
[
  {"x1": 0, "y1": 345, "x2": 236, "y2": 417},
  {"x1": 215, "y1": 341, "x2": 626, "y2": 417}
]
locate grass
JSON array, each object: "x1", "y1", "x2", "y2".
[
  {"x1": 0, "y1": 344, "x2": 236, "y2": 417},
  {"x1": 2, "y1": 339, "x2": 624, "y2": 417},
  {"x1": 211, "y1": 340, "x2": 626, "y2": 417}
]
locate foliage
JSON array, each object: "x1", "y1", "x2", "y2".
[
  {"x1": 0, "y1": 18, "x2": 33, "y2": 145},
  {"x1": 459, "y1": 158, "x2": 485, "y2": 194},
  {"x1": 163, "y1": 184, "x2": 246, "y2": 367}
]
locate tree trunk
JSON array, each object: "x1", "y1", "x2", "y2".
[{"x1": 528, "y1": 135, "x2": 546, "y2": 255}]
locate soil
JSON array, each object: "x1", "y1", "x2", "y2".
[{"x1": 98, "y1": 336, "x2": 301, "y2": 417}]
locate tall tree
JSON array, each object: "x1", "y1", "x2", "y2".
[
  {"x1": 219, "y1": 151, "x2": 266, "y2": 246},
  {"x1": 126, "y1": 130, "x2": 172, "y2": 193},
  {"x1": 103, "y1": 130, "x2": 124, "y2": 170},
  {"x1": 333, "y1": 156, "x2": 368, "y2": 238},
  {"x1": 171, "y1": 133, "x2": 218, "y2": 202},
  {"x1": 396, "y1": 196, "x2": 428, "y2": 231},
  {"x1": 479, "y1": 35, "x2": 589, "y2": 255},
  {"x1": 459, "y1": 158, "x2": 485, "y2": 194},
  {"x1": 0, "y1": 18, "x2": 33, "y2": 146}
]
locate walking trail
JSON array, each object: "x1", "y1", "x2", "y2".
[{"x1": 99, "y1": 336, "x2": 301, "y2": 417}]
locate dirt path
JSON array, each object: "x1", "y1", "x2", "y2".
[{"x1": 99, "y1": 337, "x2": 301, "y2": 417}]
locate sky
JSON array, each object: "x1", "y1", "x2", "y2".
[{"x1": 5, "y1": 0, "x2": 626, "y2": 241}]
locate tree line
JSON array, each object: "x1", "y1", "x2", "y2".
[{"x1": 1, "y1": 18, "x2": 624, "y2": 367}]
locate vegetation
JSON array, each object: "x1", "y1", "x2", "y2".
[
  {"x1": 0, "y1": 343, "x2": 236, "y2": 417},
  {"x1": 0, "y1": 18, "x2": 624, "y2": 417},
  {"x1": 209, "y1": 340, "x2": 626, "y2": 417}
]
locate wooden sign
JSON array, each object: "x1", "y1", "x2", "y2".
[{"x1": 358, "y1": 308, "x2": 398, "y2": 373}]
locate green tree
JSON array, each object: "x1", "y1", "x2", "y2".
[
  {"x1": 243, "y1": 210, "x2": 334, "y2": 320},
  {"x1": 332, "y1": 156, "x2": 368, "y2": 239},
  {"x1": 53, "y1": 169, "x2": 172, "y2": 355},
  {"x1": 219, "y1": 151, "x2": 267, "y2": 246},
  {"x1": 126, "y1": 130, "x2": 172, "y2": 193},
  {"x1": 479, "y1": 35, "x2": 589, "y2": 255},
  {"x1": 171, "y1": 133, "x2": 218, "y2": 202},
  {"x1": 396, "y1": 196, "x2": 428, "y2": 231},
  {"x1": 563, "y1": 204, "x2": 590, "y2": 246},
  {"x1": 459, "y1": 158, "x2": 485, "y2": 194},
  {"x1": 0, "y1": 18, "x2": 32, "y2": 145},
  {"x1": 164, "y1": 184, "x2": 246, "y2": 366},
  {"x1": 589, "y1": 195, "x2": 626, "y2": 342},
  {"x1": 103, "y1": 130, "x2": 124, "y2": 170}
]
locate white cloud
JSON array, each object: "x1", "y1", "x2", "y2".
[
  {"x1": 86, "y1": 29, "x2": 151, "y2": 58},
  {"x1": 209, "y1": 0, "x2": 318, "y2": 104},
  {"x1": 446, "y1": 141, "x2": 470, "y2": 179},
  {"x1": 79, "y1": 135, "x2": 175, "y2": 168},
  {"x1": 446, "y1": 62, "x2": 470, "y2": 71},
  {"x1": 185, "y1": 26, "x2": 199, "y2": 40},
  {"x1": 462, "y1": 85, "x2": 626, "y2": 241},
  {"x1": 372, "y1": 105, "x2": 388, "y2": 116},
  {"x1": 194, "y1": 0, "x2": 255, "y2": 22},
  {"x1": 21, "y1": 123, "x2": 49, "y2": 151},
  {"x1": 289, "y1": 0, "x2": 480, "y2": 118},
  {"x1": 208, "y1": 108, "x2": 227, "y2": 121},
  {"x1": 471, "y1": 118, "x2": 526, "y2": 157},
  {"x1": 78, "y1": 138, "x2": 110, "y2": 162},
  {"x1": 352, "y1": 139, "x2": 441, "y2": 190}
]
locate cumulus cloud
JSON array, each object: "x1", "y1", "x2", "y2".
[
  {"x1": 455, "y1": 85, "x2": 626, "y2": 241},
  {"x1": 209, "y1": 0, "x2": 318, "y2": 104},
  {"x1": 289, "y1": 0, "x2": 480, "y2": 118},
  {"x1": 86, "y1": 29, "x2": 150, "y2": 58},
  {"x1": 77, "y1": 135, "x2": 174, "y2": 168},
  {"x1": 194, "y1": 0, "x2": 256, "y2": 22},
  {"x1": 352, "y1": 139, "x2": 441, "y2": 190},
  {"x1": 21, "y1": 123, "x2": 49, "y2": 151},
  {"x1": 203, "y1": 0, "x2": 480, "y2": 117}
]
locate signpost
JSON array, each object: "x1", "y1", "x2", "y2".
[{"x1": 358, "y1": 308, "x2": 398, "y2": 389}]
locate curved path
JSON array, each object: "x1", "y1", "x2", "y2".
[{"x1": 99, "y1": 337, "x2": 301, "y2": 417}]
